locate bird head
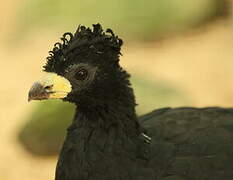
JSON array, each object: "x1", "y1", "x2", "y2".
[{"x1": 28, "y1": 24, "x2": 133, "y2": 109}]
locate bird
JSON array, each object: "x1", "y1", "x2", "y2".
[{"x1": 28, "y1": 24, "x2": 233, "y2": 180}]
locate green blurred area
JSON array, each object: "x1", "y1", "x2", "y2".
[
  {"x1": 18, "y1": 0, "x2": 228, "y2": 40},
  {"x1": 19, "y1": 101, "x2": 75, "y2": 155}
]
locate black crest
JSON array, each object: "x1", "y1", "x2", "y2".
[{"x1": 43, "y1": 24, "x2": 123, "y2": 74}]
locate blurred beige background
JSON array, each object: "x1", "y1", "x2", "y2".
[{"x1": 0, "y1": 0, "x2": 232, "y2": 179}]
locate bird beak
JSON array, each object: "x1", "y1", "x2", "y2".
[{"x1": 28, "y1": 73, "x2": 72, "y2": 101}]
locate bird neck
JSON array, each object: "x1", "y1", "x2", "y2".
[
  {"x1": 70, "y1": 103, "x2": 141, "y2": 137},
  {"x1": 70, "y1": 78, "x2": 142, "y2": 136}
]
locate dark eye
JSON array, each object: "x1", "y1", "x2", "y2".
[{"x1": 74, "y1": 69, "x2": 88, "y2": 80}]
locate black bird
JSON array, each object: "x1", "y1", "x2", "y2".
[{"x1": 28, "y1": 24, "x2": 233, "y2": 180}]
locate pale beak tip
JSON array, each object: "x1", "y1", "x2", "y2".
[{"x1": 28, "y1": 82, "x2": 47, "y2": 101}]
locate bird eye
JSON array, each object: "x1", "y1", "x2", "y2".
[{"x1": 74, "y1": 69, "x2": 88, "y2": 80}]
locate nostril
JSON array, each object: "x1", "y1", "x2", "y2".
[{"x1": 44, "y1": 85, "x2": 53, "y2": 92}]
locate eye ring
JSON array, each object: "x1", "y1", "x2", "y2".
[{"x1": 74, "y1": 69, "x2": 88, "y2": 80}]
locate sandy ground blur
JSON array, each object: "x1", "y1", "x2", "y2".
[{"x1": 0, "y1": 2, "x2": 233, "y2": 180}]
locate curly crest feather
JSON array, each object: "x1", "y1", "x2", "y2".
[{"x1": 43, "y1": 24, "x2": 123, "y2": 74}]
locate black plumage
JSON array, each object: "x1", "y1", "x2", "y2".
[{"x1": 32, "y1": 24, "x2": 233, "y2": 180}]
